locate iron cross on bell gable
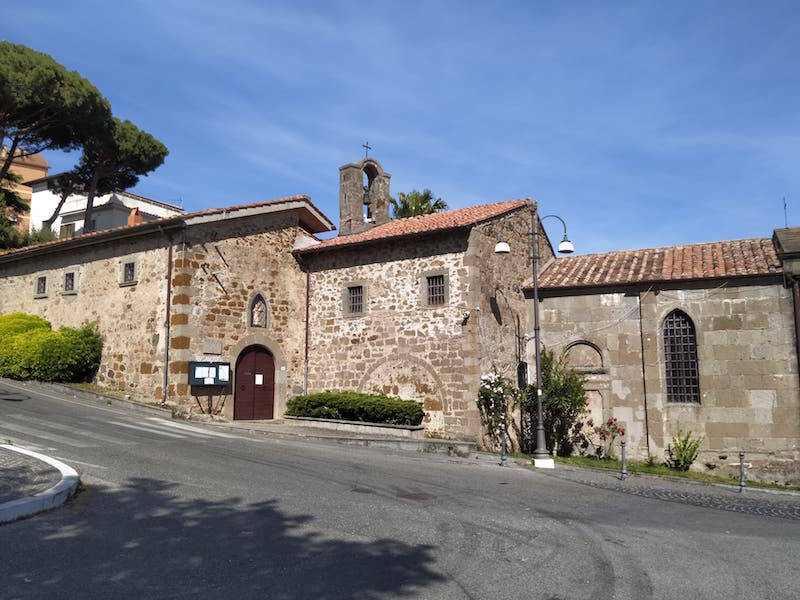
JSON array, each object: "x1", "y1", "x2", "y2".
[{"x1": 362, "y1": 140, "x2": 372, "y2": 158}]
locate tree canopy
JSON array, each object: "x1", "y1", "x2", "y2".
[
  {"x1": 80, "y1": 118, "x2": 168, "y2": 232},
  {"x1": 0, "y1": 42, "x2": 169, "y2": 238},
  {"x1": 0, "y1": 41, "x2": 111, "y2": 184},
  {"x1": 390, "y1": 189, "x2": 447, "y2": 219}
]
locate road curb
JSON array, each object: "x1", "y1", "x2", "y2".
[{"x1": 0, "y1": 444, "x2": 80, "y2": 524}]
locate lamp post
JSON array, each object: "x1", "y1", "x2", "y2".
[{"x1": 495, "y1": 206, "x2": 573, "y2": 468}]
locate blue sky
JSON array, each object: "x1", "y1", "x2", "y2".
[{"x1": 4, "y1": 1, "x2": 799, "y2": 252}]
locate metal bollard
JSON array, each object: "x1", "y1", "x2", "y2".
[
  {"x1": 739, "y1": 451, "x2": 746, "y2": 493},
  {"x1": 620, "y1": 440, "x2": 628, "y2": 480},
  {"x1": 499, "y1": 421, "x2": 508, "y2": 467}
]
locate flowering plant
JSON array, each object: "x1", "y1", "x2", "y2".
[
  {"x1": 477, "y1": 368, "x2": 519, "y2": 451},
  {"x1": 575, "y1": 416, "x2": 625, "y2": 458}
]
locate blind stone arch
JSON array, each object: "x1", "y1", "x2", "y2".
[
  {"x1": 564, "y1": 340, "x2": 604, "y2": 372},
  {"x1": 663, "y1": 309, "x2": 700, "y2": 404}
]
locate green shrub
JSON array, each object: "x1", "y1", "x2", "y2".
[
  {"x1": 524, "y1": 349, "x2": 587, "y2": 456},
  {"x1": 0, "y1": 312, "x2": 51, "y2": 338},
  {"x1": 286, "y1": 391, "x2": 425, "y2": 426},
  {"x1": 666, "y1": 428, "x2": 704, "y2": 471},
  {"x1": 0, "y1": 314, "x2": 102, "y2": 383}
]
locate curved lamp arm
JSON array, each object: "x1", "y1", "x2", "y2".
[{"x1": 539, "y1": 214, "x2": 574, "y2": 254}]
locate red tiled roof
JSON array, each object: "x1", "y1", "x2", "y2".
[
  {"x1": 0, "y1": 195, "x2": 332, "y2": 260},
  {"x1": 297, "y1": 199, "x2": 532, "y2": 254},
  {"x1": 537, "y1": 238, "x2": 782, "y2": 290}
]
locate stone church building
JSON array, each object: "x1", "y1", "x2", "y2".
[{"x1": 0, "y1": 155, "x2": 798, "y2": 481}]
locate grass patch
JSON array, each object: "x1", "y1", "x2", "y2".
[
  {"x1": 554, "y1": 455, "x2": 800, "y2": 493},
  {"x1": 502, "y1": 452, "x2": 800, "y2": 493}
]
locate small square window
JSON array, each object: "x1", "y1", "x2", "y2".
[
  {"x1": 64, "y1": 272, "x2": 75, "y2": 292},
  {"x1": 427, "y1": 275, "x2": 446, "y2": 306},
  {"x1": 36, "y1": 276, "x2": 47, "y2": 296},
  {"x1": 59, "y1": 223, "x2": 75, "y2": 239},
  {"x1": 123, "y1": 262, "x2": 136, "y2": 284},
  {"x1": 347, "y1": 285, "x2": 363, "y2": 315}
]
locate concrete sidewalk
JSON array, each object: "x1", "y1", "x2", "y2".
[
  {"x1": 191, "y1": 415, "x2": 478, "y2": 456},
  {"x1": 0, "y1": 445, "x2": 80, "y2": 523}
]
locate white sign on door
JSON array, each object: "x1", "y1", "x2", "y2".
[{"x1": 255, "y1": 373, "x2": 263, "y2": 385}]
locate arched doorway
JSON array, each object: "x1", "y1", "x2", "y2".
[{"x1": 234, "y1": 345, "x2": 275, "y2": 420}]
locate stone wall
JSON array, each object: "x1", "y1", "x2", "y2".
[
  {"x1": 164, "y1": 212, "x2": 309, "y2": 418},
  {"x1": 302, "y1": 205, "x2": 546, "y2": 442},
  {"x1": 303, "y1": 233, "x2": 478, "y2": 439},
  {"x1": 539, "y1": 279, "x2": 800, "y2": 483},
  {"x1": 0, "y1": 210, "x2": 312, "y2": 420},
  {"x1": 0, "y1": 234, "x2": 171, "y2": 398},
  {"x1": 470, "y1": 207, "x2": 553, "y2": 382}
]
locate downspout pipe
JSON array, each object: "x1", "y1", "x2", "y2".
[
  {"x1": 637, "y1": 291, "x2": 651, "y2": 458},
  {"x1": 304, "y1": 270, "x2": 310, "y2": 395}
]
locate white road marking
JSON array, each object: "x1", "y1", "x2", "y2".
[
  {"x1": 106, "y1": 420, "x2": 189, "y2": 440},
  {"x1": 146, "y1": 418, "x2": 240, "y2": 439},
  {"x1": 53, "y1": 456, "x2": 108, "y2": 470},
  {"x1": 6, "y1": 414, "x2": 136, "y2": 446},
  {"x1": 0, "y1": 380, "x2": 126, "y2": 415},
  {"x1": 0, "y1": 421, "x2": 96, "y2": 447}
]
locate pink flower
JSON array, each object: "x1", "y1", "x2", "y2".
[
  {"x1": 613, "y1": 417, "x2": 617, "y2": 422},
  {"x1": 621, "y1": 429, "x2": 625, "y2": 435}
]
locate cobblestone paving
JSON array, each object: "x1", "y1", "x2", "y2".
[
  {"x1": 0, "y1": 446, "x2": 61, "y2": 504},
  {"x1": 546, "y1": 464, "x2": 800, "y2": 520}
]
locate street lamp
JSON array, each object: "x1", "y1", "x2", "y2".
[{"x1": 495, "y1": 209, "x2": 573, "y2": 468}]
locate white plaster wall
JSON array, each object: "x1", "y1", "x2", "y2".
[{"x1": 29, "y1": 185, "x2": 181, "y2": 234}]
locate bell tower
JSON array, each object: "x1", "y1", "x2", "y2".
[{"x1": 338, "y1": 156, "x2": 391, "y2": 236}]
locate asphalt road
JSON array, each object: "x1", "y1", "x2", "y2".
[{"x1": 1, "y1": 380, "x2": 799, "y2": 600}]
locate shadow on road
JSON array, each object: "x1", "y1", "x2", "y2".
[{"x1": 1, "y1": 477, "x2": 445, "y2": 599}]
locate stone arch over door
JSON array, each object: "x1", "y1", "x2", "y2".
[
  {"x1": 226, "y1": 333, "x2": 287, "y2": 421},
  {"x1": 357, "y1": 355, "x2": 447, "y2": 435}
]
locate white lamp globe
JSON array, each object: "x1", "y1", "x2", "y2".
[
  {"x1": 494, "y1": 241, "x2": 511, "y2": 254},
  {"x1": 558, "y1": 238, "x2": 574, "y2": 254}
]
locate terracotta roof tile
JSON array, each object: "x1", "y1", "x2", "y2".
[
  {"x1": 297, "y1": 199, "x2": 532, "y2": 254},
  {"x1": 538, "y1": 238, "x2": 781, "y2": 290},
  {"x1": 0, "y1": 195, "x2": 330, "y2": 259}
]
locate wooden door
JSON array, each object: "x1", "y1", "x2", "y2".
[{"x1": 234, "y1": 346, "x2": 275, "y2": 420}]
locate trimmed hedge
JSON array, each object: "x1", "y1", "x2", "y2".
[
  {"x1": 286, "y1": 391, "x2": 425, "y2": 426},
  {"x1": 0, "y1": 313, "x2": 102, "y2": 382}
]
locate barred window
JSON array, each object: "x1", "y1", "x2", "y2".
[
  {"x1": 123, "y1": 262, "x2": 136, "y2": 283},
  {"x1": 36, "y1": 276, "x2": 47, "y2": 295},
  {"x1": 64, "y1": 272, "x2": 75, "y2": 292},
  {"x1": 663, "y1": 309, "x2": 700, "y2": 404},
  {"x1": 427, "y1": 275, "x2": 446, "y2": 306},
  {"x1": 347, "y1": 285, "x2": 364, "y2": 315}
]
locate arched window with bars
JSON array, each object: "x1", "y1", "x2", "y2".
[
  {"x1": 250, "y1": 294, "x2": 267, "y2": 328},
  {"x1": 663, "y1": 309, "x2": 700, "y2": 404}
]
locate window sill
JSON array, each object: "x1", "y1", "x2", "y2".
[
  {"x1": 342, "y1": 312, "x2": 366, "y2": 319},
  {"x1": 61, "y1": 290, "x2": 78, "y2": 296},
  {"x1": 119, "y1": 280, "x2": 138, "y2": 288},
  {"x1": 33, "y1": 294, "x2": 48, "y2": 299}
]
